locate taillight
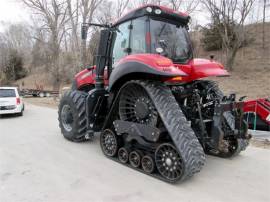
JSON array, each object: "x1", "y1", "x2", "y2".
[{"x1": 16, "y1": 98, "x2": 21, "y2": 105}]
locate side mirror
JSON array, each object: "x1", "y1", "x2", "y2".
[{"x1": 81, "y1": 24, "x2": 88, "y2": 40}]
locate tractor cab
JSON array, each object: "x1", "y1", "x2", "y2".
[
  {"x1": 111, "y1": 5, "x2": 192, "y2": 65},
  {"x1": 77, "y1": 4, "x2": 228, "y2": 91}
]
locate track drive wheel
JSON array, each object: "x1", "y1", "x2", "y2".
[
  {"x1": 142, "y1": 155, "x2": 155, "y2": 174},
  {"x1": 119, "y1": 83, "x2": 158, "y2": 126},
  {"x1": 100, "y1": 129, "x2": 119, "y2": 157},
  {"x1": 155, "y1": 143, "x2": 183, "y2": 182}
]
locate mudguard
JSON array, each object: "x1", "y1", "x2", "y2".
[
  {"x1": 73, "y1": 67, "x2": 109, "y2": 90},
  {"x1": 109, "y1": 54, "x2": 187, "y2": 90},
  {"x1": 73, "y1": 56, "x2": 229, "y2": 90},
  {"x1": 175, "y1": 58, "x2": 230, "y2": 82}
]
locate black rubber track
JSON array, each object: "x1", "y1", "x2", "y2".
[
  {"x1": 131, "y1": 80, "x2": 205, "y2": 181},
  {"x1": 102, "y1": 80, "x2": 205, "y2": 183},
  {"x1": 205, "y1": 81, "x2": 249, "y2": 156},
  {"x1": 58, "y1": 90, "x2": 88, "y2": 142}
]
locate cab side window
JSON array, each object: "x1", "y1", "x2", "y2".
[
  {"x1": 130, "y1": 17, "x2": 146, "y2": 54},
  {"x1": 112, "y1": 21, "x2": 130, "y2": 64}
]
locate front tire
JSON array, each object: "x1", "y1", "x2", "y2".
[{"x1": 58, "y1": 90, "x2": 88, "y2": 142}]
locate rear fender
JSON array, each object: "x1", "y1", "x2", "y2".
[
  {"x1": 109, "y1": 54, "x2": 187, "y2": 91},
  {"x1": 175, "y1": 58, "x2": 230, "y2": 82},
  {"x1": 74, "y1": 66, "x2": 109, "y2": 91},
  {"x1": 74, "y1": 68, "x2": 95, "y2": 90}
]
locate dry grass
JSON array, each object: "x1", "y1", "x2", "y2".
[
  {"x1": 193, "y1": 22, "x2": 270, "y2": 100},
  {"x1": 15, "y1": 67, "x2": 53, "y2": 90}
]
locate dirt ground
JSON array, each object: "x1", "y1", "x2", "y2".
[
  {"x1": 250, "y1": 139, "x2": 270, "y2": 149},
  {"x1": 213, "y1": 66, "x2": 270, "y2": 100},
  {"x1": 24, "y1": 97, "x2": 59, "y2": 109}
]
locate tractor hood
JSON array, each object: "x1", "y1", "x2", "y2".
[{"x1": 174, "y1": 58, "x2": 229, "y2": 82}]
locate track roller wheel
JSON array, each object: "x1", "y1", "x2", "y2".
[
  {"x1": 118, "y1": 147, "x2": 129, "y2": 163},
  {"x1": 141, "y1": 155, "x2": 155, "y2": 174},
  {"x1": 155, "y1": 143, "x2": 183, "y2": 182},
  {"x1": 100, "y1": 129, "x2": 119, "y2": 157},
  {"x1": 129, "y1": 151, "x2": 141, "y2": 168}
]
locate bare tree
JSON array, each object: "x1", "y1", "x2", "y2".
[
  {"x1": 261, "y1": 0, "x2": 269, "y2": 49},
  {"x1": 202, "y1": 0, "x2": 255, "y2": 70},
  {"x1": 131, "y1": 0, "x2": 162, "y2": 8},
  {"x1": 80, "y1": 0, "x2": 103, "y2": 67},
  {"x1": 169, "y1": 0, "x2": 199, "y2": 13},
  {"x1": 115, "y1": 0, "x2": 130, "y2": 18},
  {"x1": 66, "y1": 0, "x2": 80, "y2": 53},
  {"x1": 97, "y1": 0, "x2": 114, "y2": 24},
  {"x1": 22, "y1": 0, "x2": 68, "y2": 90}
]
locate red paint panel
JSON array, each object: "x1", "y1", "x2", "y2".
[
  {"x1": 174, "y1": 58, "x2": 229, "y2": 82},
  {"x1": 117, "y1": 54, "x2": 187, "y2": 76},
  {"x1": 75, "y1": 56, "x2": 230, "y2": 87},
  {"x1": 75, "y1": 66, "x2": 109, "y2": 89},
  {"x1": 244, "y1": 98, "x2": 270, "y2": 124},
  {"x1": 145, "y1": 32, "x2": 151, "y2": 46}
]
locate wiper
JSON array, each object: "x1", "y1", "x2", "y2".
[{"x1": 158, "y1": 23, "x2": 167, "y2": 37}]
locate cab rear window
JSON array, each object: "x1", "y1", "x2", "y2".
[{"x1": 0, "y1": 89, "x2": 16, "y2": 97}]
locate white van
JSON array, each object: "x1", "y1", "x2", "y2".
[{"x1": 0, "y1": 87, "x2": 24, "y2": 116}]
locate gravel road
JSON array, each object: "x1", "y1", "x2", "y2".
[{"x1": 0, "y1": 103, "x2": 270, "y2": 202}]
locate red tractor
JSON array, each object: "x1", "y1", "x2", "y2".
[{"x1": 58, "y1": 5, "x2": 250, "y2": 183}]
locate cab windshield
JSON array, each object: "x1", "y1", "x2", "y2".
[{"x1": 150, "y1": 18, "x2": 192, "y2": 63}]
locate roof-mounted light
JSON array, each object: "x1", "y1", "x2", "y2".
[
  {"x1": 154, "y1": 9, "x2": 162, "y2": 15},
  {"x1": 146, "y1": 7, "x2": 152, "y2": 13}
]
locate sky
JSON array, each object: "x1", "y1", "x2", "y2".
[
  {"x1": 0, "y1": 0, "x2": 31, "y2": 29},
  {"x1": 0, "y1": 0, "x2": 209, "y2": 31},
  {"x1": 0, "y1": 0, "x2": 269, "y2": 32}
]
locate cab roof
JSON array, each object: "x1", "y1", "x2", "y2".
[{"x1": 113, "y1": 4, "x2": 190, "y2": 27}]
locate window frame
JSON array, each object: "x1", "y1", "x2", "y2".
[
  {"x1": 148, "y1": 16, "x2": 193, "y2": 63},
  {"x1": 112, "y1": 20, "x2": 132, "y2": 65},
  {"x1": 112, "y1": 16, "x2": 149, "y2": 65},
  {"x1": 129, "y1": 16, "x2": 148, "y2": 55}
]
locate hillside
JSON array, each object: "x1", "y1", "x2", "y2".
[
  {"x1": 192, "y1": 22, "x2": 270, "y2": 99},
  {"x1": 17, "y1": 22, "x2": 270, "y2": 99}
]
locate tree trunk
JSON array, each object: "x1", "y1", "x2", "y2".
[
  {"x1": 262, "y1": 0, "x2": 266, "y2": 49},
  {"x1": 225, "y1": 47, "x2": 238, "y2": 71},
  {"x1": 51, "y1": 30, "x2": 61, "y2": 91}
]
